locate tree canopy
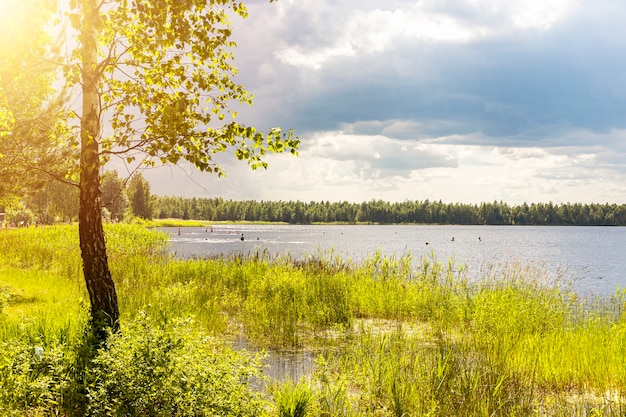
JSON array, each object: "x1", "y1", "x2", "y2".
[
  {"x1": 127, "y1": 173, "x2": 152, "y2": 219},
  {"x1": 101, "y1": 170, "x2": 129, "y2": 221},
  {"x1": 66, "y1": 0, "x2": 298, "y2": 174}
]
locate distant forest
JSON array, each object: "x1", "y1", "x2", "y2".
[{"x1": 152, "y1": 197, "x2": 626, "y2": 226}]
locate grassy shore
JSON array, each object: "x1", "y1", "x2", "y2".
[
  {"x1": 0, "y1": 225, "x2": 625, "y2": 416},
  {"x1": 141, "y1": 218, "x2": 291, "y2": 228}
]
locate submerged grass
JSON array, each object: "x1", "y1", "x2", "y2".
[{"x1": 1, "y1": 225, "x2": 625, "y2": 415}]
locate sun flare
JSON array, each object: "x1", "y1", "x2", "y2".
[
  {"x1": 0, "y1": 0, "x2": 19, "y2": 26},
  {"x1": 0, "y1": 0, "x2": 15, "y2": 14}
]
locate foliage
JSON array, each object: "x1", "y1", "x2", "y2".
[
  {"x1": 0, "y1": 313, "x2": 267, "y2": 416},
  {"x1": 25, "y1": 180, "x2": 80, "y2": 224},
  {"x1": 64, "y1": 0, "x2": 299, "y2": 174},
  {"x1": 0, "y1": 339, "x2": 77, "y2": 416},
  {"x1": 86, "y1": 313, "x2": 267, "y2": 417},
  {"x1": 3, "y1": 202, "x2": 34, "y2": 227},
  {"x1": 0, "y1": 95, "x2": 13, "y2": 136},
  {"x1": 127, "y1": 172, "x2": 152, "y2": 220}
]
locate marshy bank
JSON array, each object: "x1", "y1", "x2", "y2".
[
  {"x1": 162, "y1": 223, "x2": 626, "y2": 296},
  {"x1": 0, "y1": 225, "x2": 625, "y2": 416}
]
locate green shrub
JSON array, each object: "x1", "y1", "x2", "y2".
[
  {"x1": 0, "y1": 339, "x2": 75, "y2": 416},
  {"x1": 86, "y1": 312, "x2": 267, "y2": 417}
]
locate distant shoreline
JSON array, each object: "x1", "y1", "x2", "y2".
[{"x1": 145, "y1": 218, "x2": 626, "y2": 228}]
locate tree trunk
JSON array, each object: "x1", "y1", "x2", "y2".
[{"x1": 79, "y1": 0, "x2": 119, "y2": 338}]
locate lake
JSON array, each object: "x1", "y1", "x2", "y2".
[{"x1": 161, "y1": 224, "x2": 626, "y2": 296}]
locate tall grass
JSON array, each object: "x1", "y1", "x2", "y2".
[
  {"x1": 270, "y1": 377, "x2": 315, "y2": 417},
  {"x1": 1, "y1": 225, "x2": 626, "y2": 415},
  {"x1": 325, "y1": 329, "x2": 535, "y2": 416}
]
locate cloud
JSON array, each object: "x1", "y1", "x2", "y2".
[
  {"x1": 139, "y1": 0, "x2": 626, "y2": 206},
  {"x1": 144, "y1": 127, "x2": 626, "y2": 204},
  {"x1": 274, "y1": 0, "x2": 577, "y2": 69},
  {"x1": 305, "y1": 132, "x2": 458, "y2": 175}
]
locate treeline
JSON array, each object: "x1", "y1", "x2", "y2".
[
  {"x1": 0, "y1": 171, "x2": 153, "y2": 226},
  {"x1": 152, "y1": 197, "x2": 626, "y2": 226}
]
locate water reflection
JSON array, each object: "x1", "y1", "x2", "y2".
[
  {"x1": 231, "y1": 337, "x2": 318, "y2": 388},
  {"x1": 264, "y1": 350, "x2": 317, "y2": 383}
]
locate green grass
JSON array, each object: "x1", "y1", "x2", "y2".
[
  {"x1": 270, "y1": 377, "x2": 315, "y2": 417},
  {"x1": 0, "y1": 268, "x2": 85, "y2": 343},
  {"x1": 1, "y1": 225, "x2": 625, "y2": 415}
]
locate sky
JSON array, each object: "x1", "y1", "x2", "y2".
[{"x1": 143, "y1": 0, "x2": 626, "y2": 205}]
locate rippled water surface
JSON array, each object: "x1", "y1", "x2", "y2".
[{"x1": 161, "y1": 224, "x2": 626, "y2": 296}]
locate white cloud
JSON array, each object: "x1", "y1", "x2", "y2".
[
  {"x1": 304, "y1": 131, "x2": 457, "y2": 174},
  {"x1": 504, "y1": 0, "x2": 575, "y2": 29},
  {"x1": 275, "y1": 0, "x2": 577, "y2": 69},
  {"x1": 275, "y1": 5, "x2": 479, "y2": 69},
  {"x1": 143, "y1": 123, "x2": 626, "y2": 204},
  {"x1": 275, "y1": 41, "x2": 355, "y2": 70}
]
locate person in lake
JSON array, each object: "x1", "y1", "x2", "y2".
[{"x1": 240, "y1": 233, "x2": 244, "y2": 241}]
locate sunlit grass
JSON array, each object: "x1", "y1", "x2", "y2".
[
  {"x1": 0, "y1": 268, "x2": 85, "y2": 345},
  {"x1": 140, "y1": 218, "x2": 288, "y2": 227}
]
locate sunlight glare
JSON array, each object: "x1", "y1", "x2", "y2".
[
  {"x1": 0, "y1": 0, "x2": 19, "y2": 26},
  {"x1": 0, "y1": 0, "x2": 15, "y2": 14}
]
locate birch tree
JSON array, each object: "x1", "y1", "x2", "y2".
[{"x1": 69, "y1": 0, "x2": 298, "y2": 337}]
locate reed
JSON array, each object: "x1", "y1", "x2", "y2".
[{"x1": 323, "y1": 328, "x2": 535, "y2": 416}]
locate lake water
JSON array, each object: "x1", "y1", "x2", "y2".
[{"x1": 161, "y1": 224, "x2": 626, "y2": 296}]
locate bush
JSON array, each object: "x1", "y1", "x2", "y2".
[
  {"x1": 0, "y1": 339, "x2": 75, "y2": 416},
  {"x1": 86, "y1": 312, "x2": 267, "y2": 417},
  {"x1": 0, "y1": 313, "x2": 269, "y2": 416}
]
